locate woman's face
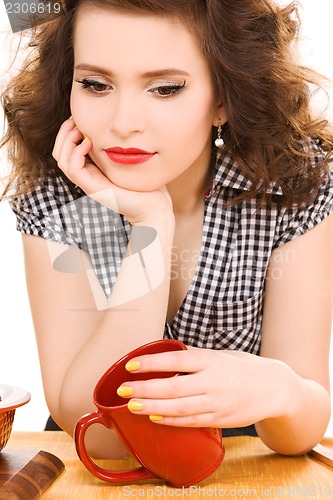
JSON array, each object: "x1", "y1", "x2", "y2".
[{"x1": 70, "y1": 5, "x2": 224, "y2": 192}]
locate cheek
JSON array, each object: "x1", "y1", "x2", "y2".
[
  {"x1": 70, "y1": 91, "x2": 96, "y2": 135},
  {"x1": 177, "y1": 90, "x2": 215, "y2": 131},
  {"x1": 69, "y1": 90, "x2": 79, "y2": 119},
  {"x1": 195, "y1": 92, "x2": 216, "y2": 127},
  {"x1": 70, "y1": 92, "x2": 84, "y2": 130},
  {"x1": 170, "y1": 100, "x2": 214, "y2": 147}
]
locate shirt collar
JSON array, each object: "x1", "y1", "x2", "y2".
[{"x1": 212, "y1": 151, "x2": 284, "y2": 195}]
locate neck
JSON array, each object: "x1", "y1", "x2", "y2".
[{"x1": 167, "y1": 153, "x2": 213, "y2": 216}]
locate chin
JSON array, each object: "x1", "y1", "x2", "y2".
[{"x1": 105, "y1": 175, "x2": 161, "y2": 193}]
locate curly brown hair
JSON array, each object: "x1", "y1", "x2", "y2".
[{"x1": 1, "y1": 0, "x2": 332, "y2": 207}]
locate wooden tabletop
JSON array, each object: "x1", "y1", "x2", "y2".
[{"x1": 4, "y1": 431, "x2": 333, "y2": 499}]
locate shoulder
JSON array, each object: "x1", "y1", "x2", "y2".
[
  {"x1": 11, "y1": 175, "x2": 79, "y2": 212},
  {"x1": 10, "y1": 175, "x2": 84, "y2": 246},
  {"x1": 273, "y1": 166, "x2": 333, "y2": 249}
]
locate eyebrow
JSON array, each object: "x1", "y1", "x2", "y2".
[{"x1": 74, "y1": 64, "x2": 190, "y2": 78}]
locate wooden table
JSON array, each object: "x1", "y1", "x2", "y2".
[{"x1": 3, "y1": 432, "x2": 333, "y2": 498}]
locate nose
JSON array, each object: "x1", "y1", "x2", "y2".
[{"x1": 108, "y1": 90, "x2": 145, "y2": 138}]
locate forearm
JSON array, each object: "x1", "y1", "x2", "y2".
[
  {"x1": 255, "y1": 360, "x2": 331, "y2": 455},
  {"x1": 56, "y1": 212, "x2": 175, "y2": 449}
]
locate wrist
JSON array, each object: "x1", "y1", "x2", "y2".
[
  {"x1": 132, "y1": 211, "x2": 175, "y2": 250},
  {"x1": 263, "y1": 358, "x2": 302, "y2": 420},
  {"x1": 133, "y1": 209, "x2": 175, "y2": 231}
]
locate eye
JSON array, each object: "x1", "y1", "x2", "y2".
[
  {"x1": 149, "y1": 81, "x2": 186, "y2": 99},
  {"x1": 74, "y1": 78, "x2": 112, "y2": 94}
]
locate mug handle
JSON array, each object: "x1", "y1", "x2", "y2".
[{"x1": 74, "y1": 411, "x2": 157, "y2": 483}]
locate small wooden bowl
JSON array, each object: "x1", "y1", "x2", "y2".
[{"x1": 0, "y1": 385, "x2": 31, "y2": 451}]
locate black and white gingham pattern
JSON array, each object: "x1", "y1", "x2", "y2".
[
  {"x1": 11, "y1": 144, "x2": 333, "y2": 355},
  {"x1": 11, "y1": 179, "x2": 130, "y2": 295}
]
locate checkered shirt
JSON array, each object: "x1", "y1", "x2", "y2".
[{"x1": 11, "y1": 146, "x2": 333, "y2": 356}]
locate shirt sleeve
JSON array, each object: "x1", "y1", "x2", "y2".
[
  {"x1": 273, "y1": 170, "x2": 333, "y2": 249},
  {"x1": 10, "y1": 176, "x2": 84, "y2": 249},
  {"x1": 10, "y1": 176, "x2": 130, "y2": 298}
]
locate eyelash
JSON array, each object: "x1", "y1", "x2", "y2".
[
  {"x1": 74, "y1": 79, "x2": 186, "y2": 99},
  {"x1": 150, "y1": 81, "x2": 186, "y2": 98},
  {"x1": 75, "y1": 79, "x2": 109, "y2": 93}
]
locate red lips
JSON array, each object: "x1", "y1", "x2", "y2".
[{"x1": 105, "y1": 147, "x2": 156, "y2": 165}]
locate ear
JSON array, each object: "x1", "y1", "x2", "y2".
[{"x1": 212, "y1": 105, "x2": 228, "y2": 127}]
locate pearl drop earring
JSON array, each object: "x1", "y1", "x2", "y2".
[{"x1": 215, "y1": 120, "x2": 224, "y2": 148}]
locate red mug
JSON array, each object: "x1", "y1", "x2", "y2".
[{"x1": 74, "y1": 339, "x2": 225, "y2": 487}]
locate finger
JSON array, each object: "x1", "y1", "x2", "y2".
[
  {"x1": 52, "y1": 117, "x2": 82, "y2": 160},
  {"x1": 150, "y1": 412, "x2": 217, "y2": 428},
  {"x1": 117, "y1": 371, "x2": 205, "y2": 400},
  {"x1": 56, "y1": 133, "x2": 89, "y2": 179},
  {"x1": 127, "y1": 394, "x2": 211, "y2": 419},
  {"x1": 66, "y1": 137, "x2": 92, "y2": 178},
  {"x1": 125, "y1": 350, "x2": 209, "y2": 375}
]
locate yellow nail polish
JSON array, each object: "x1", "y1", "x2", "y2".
[
  {"x1": 128, "y1": 400, "x2": 143, "y2": 411},
  {"x1": 125, "y1": 361, "x2": 141, "y2": 372},
  {"x1": 117, "y1": 386, "x2": 133, "y2": 398},
  {"x1": 149, "y1": 415, "x2": 163, "y2": 422},
  {"x1": 82, "y1": 136, "x2": 90, "y2": 143}
]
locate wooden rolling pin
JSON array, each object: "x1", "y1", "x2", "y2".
[{"x1": 0, "y1": 449, "x2": 65, "y2": 498}]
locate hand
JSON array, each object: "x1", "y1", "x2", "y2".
[
  {"x1": 117, "y1": 349, "x2": 290, "y2": 428},
  {"x1": 52, "y1": 118, "x2": 173, "y2": 225},
  {"x1": 52, "y1": 117, "x2": 111, "y2": 195}
]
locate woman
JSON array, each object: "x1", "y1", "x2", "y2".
[{"x1": 1, "y1": 0, "x2": 333, "y2": 459}]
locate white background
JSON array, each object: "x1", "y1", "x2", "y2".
[{"x1": 1, "y1": 1, "x2": 333, "y2": 434}]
